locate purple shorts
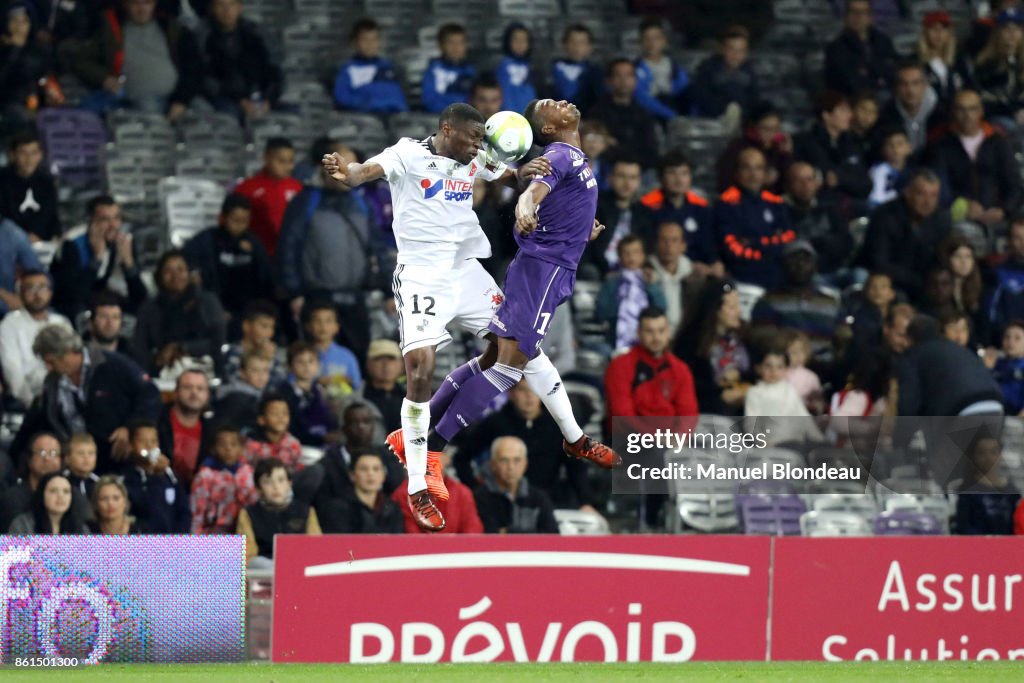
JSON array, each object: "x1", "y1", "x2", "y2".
[{"x1": 488, "y1": 252, "x2": 576, "y2": 358}]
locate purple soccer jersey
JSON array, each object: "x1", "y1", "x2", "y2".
[{"x1": 515, "y1": 141, "x2": 599, "y2": 269}]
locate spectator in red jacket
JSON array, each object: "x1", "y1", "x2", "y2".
[
  {"x1": 392, "y1": 451, "x2": 483, "y2": 534},
  {"x1": 234, "y1": 137, "x2": 302, "y2": 256},
  {"x1": 605, "y1": 305, "x2": 699, "y2": 421}
]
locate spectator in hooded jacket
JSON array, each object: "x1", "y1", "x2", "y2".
[
  {"x1": 551, "y1": 23, "x2": 602, "y2": 113},
  {"x1": 191, "y1": 423, "x2": 259, "y2": 534},
  {"x1": 132, "y1": 249, "x2": 226, "y2": 375},
  {"x1": 195, "y1": 0, "x2": 283, "y2": 120},
  {"x1": 421, "y1": 23, "x2": 475, "y2": 113},
  {"x1": 690, "y1": 25, "x2": 759, "y2": 119},
  {"x1": 68, "y1": 0, "x2": 202, "y2": 121},
  {"x1": 496, "y1": 22, "x2": 537, "y2": 117},
  {"x1": 633, "y1": 17, "x2": 688, "y2": 121},
  {"x1": 332, "y1": 17, "x2": 407, "y2": 114},
  {"x1": 0, "y1": 131, "x2": 61, "y2": 243},
  {"x1": 824, "y1": 0, "x2": 898, "y2": 96},
  {"x1": 183, "y1": 193, "x2": 275, "y2": 328},
  {"x1": 233, "y1": 137, "x2": 303, "y2": 257}
]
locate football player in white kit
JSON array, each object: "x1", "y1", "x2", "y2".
[{"x1": 322, "y1": 103, "x2": 603, "y2": 531}]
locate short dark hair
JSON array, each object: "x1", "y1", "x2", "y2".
[
  {"x1": 907, "y1": 314, "x2": 941, "y2": 346},
  {"x1": 606, "y1": 57, "x2": 634, "y2": 78},
  {"x1": 562, "y1": 23, "x2": 592, "y2": 43},
  {"x1": 211, "y1": 422, "x2": 241, "y2": 443},
  {"x1": 87, "y1": 194, "x2": 117, "y2": 219},
  {"x1": 258, "y1": 391, "x2": 289, "y2": 416},
  {"x1": 522, "y1": 99, "x2": 548, "y2": 145},
  {"x1": 905, "y1": 166, "x2": 940, "y2": 187},
  {"x1": 609, "y1": 153, "x2": 642, "y2": 172},
  {"x1": 220, "y1": 192, "x2": 251, "y2": 215},
  {"x1": 241, "y1": 299, "x2": 278, "y2": 324},
  {"x1": 616, "y1": 233, "x2": 644, "y2": 256},
  {"x1": 815, "y1": 90, "x2": 849, "y2": 117},
  {"x1": 938, "y1": 307, "x2": 970, "y2": 328},
  {"x1": 437, "y1": 23, "x2": 466, "y2": 43},
  {"x1": 350, "y1": 17, "x2": 379, "y2": 41},
  {"x1": 639, "y1": 306, "x2": 667, "y2": 322},
  {"x1": 438, "y1": 102, "x2": 485, "y2": 130},
  {"x1": 753, "y1": 344, "x2": 789, "y2": 367},
  {"x1": 20, "y1": 268, "x2": 49, "y2": 283},
  {"x1": 127, "y1": 417, "x2": 158, "y2": 441},
  {"x1": 287, "y1": 341, "x2": 318, "y2": 366},
  {"x1": 301, "y1": 299, "x2": 337, "y2": 327},
  {"x1": 350, "y1": 450, "x2": 385, "y2": 469},
  {"x1": 639, "y1": 17, "x2": 664, "y2": 34},
  {"x1": 878, "y1": 126, "x2": 909, "y2": 145},
  {"x1": 264, "y1": 136, "x2": 293, "y2": 154},
  {"x1": 155, "y1": 249, "x2": 187, "y2": 284},
  {"x1": 895, "y1": 59, "x2": 926, "y2": 77},
  {"x1": 255, "y1": 457, "x2": 290, "y2": 486},
  {"x1": 89, "y1": 290, "x2": 123, "y2": 317},
  {"x1": 657, "y1": 149, "x2": 691, "y2": 178},
  {"x1": 720, "y1": 24, "x2": 750, "y2": 42},
  {"x1": 471, "y1": 72, "x2": 501, "y2": 97},
  {"x1": 7, "y1": 129, "x2": 40, "y2": 153}
]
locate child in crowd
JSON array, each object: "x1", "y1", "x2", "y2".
[
  {"x1": 497, "y1": 22, "x2": 538, "y2": 115},
  {"x1": 236, "y1": 457, "x2": 321, "y2": 567},
  {"x1": 191, "y1": 424, "x2": 259, "y2": 534},
  {"x1": 596, "y1": 235, "x2": 667, "y2": 352},
  {"x1": 634, "y1": 17, "x2": 689, "y2": 120},
  {"x1": 234, "y1": 137, "x2": 303, "y2": 256},
  {"x1": 62, "y1": 432, "x2": 99, "y2": 504},
  {"x1": 244, "y1": 393, "x2": 303, "y2": 473},
  {"x1": 421, "y1": 23, "x2": 476, "y2": 113},
  {"x1": 579, "y1": 120, "x2": 613, "y2": 192},
  {"x1": 868, "y1": 129, "x2": 911, "y2": 206},
  {"x1": 216, "y1": 351, "x2": 272, "y2": 430},
  {"x1": 993, "y1": 321, "x2": 1024, "y2": 415},
  {"x1": 122, "y1": 419, "x2": 191, "y2": 533},
  {"x1": 222, "y1": 300, "x2": 287, "y2": 386},
  {"x1": 784, "y1": 331, "x2": 823, "y2": 413},
  {"x1": 551, "y1": 24, "x2": 603, "y2": 111},
  {"x1": 279, "y1": 342, "x2": 339, "y2": 447},
  {"x1": 845, "y1": 271, "x2": 896, "y2": 346},
  {"x1": 304, "y1": 301, "x2": 362, "y2": 395},
  {"x1": 332, "y1": 18, "x2": 408, "y2": 114},
  {"x1": 745, "y1": 346, "x2": 824, "y2": 445}
]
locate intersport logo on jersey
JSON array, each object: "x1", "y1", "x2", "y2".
[
  {"x1": 272, "y1": 536, "x2": 770, "y2": 663},
  {"x1": 420, "y1": 177, "x2": 473, "y2": 202}
]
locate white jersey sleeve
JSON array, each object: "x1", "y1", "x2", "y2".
[
  {"x1": 367, "y1": 144, "x2": 407, "y2": 181},
  {"x1": 475, "y1": 151, "x2": 508, "y2": 182}
]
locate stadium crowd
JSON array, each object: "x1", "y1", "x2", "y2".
[{"x1": 2, "y1": 0, "x2": 1024, "y2": 543}]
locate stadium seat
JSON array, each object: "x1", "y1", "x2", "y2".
[
  {"x1": 734, "y1": 282, "x2": 765, "y2": 322},
  {"x1": 800, "y1": 510, "x2": 873, "y2": 537},
  {"x1": 179, "y1": 111, "x2": 246, "y2": 157},
  {"x1": 320, "y1": 111, "x2": 391, "y2": 154},
  {"x1": 158, "y1": 176, "x2": 228, "y2": 248},
  {"x1": 175, "y1": 148, "x2": 244, "y2": 187},
  {"x1": 36, "y1": 108, "x2": 108, "y2": 189},
  {"x1": 736, "y1": 492, "x2": 805, "y2": 535},
  {"x1": 809, "y1": 493, "x2": 877, "y2": 519},
  {"x1": 873, "y1": 510, "x2": 943, "y2": 536},
  {"x1": 554, "y1": 509, "x2": 610, "y2": 535},
  {"x1": 676, "y1": 493, "x2": 739, "y2": 533},
  {"x1": 883, "y1": 494, "x2": 953, "y2": 533},
  {"x1": 388, "y1": 112, "x2": 439, "y2": 142},
  {"x1": 249, "y1": 112, "x2": 310, "y2": 163}
]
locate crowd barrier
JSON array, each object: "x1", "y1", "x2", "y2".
[{"x1": 272, "y1": 535, "x2": 1024, "y2": 663}]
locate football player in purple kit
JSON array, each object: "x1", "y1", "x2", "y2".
[{"x1": 423, "y1": 98, "x2": 623, "y2": 467}]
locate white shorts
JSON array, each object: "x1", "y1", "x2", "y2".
[{"x1": 392, "y1": 259, "x2": 504, "y2": 353}]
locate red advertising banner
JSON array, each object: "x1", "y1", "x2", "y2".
[
  {"x1": 771, "y1": 537, "x2": 1024, "y2": 661},
  {"x1": 273, "y1": 535, "x2": 770, "y2": 663}
]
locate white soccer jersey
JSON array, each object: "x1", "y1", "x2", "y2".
[{"x1": 367, "y1": 137, "x2": 507, "y2": 268}]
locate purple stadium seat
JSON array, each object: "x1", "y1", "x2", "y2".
[
  {"x1": 36, "y1": 108, "x2": 108, "y2": 189},
  {"x1": 736, "y1": 493, "x2": 806, "y2": 536},
  {"x1": 873, "y1": 510, "x2": 943, "y2": 536}
]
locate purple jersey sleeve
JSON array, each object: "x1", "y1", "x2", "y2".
[{"x1": 532, "y1": 147, "x2": 571, "y2": 192}]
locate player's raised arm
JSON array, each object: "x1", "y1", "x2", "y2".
[
  {"x1": 514, "y1": 180, "x2": 551, "y2": 235},
  {"x1": 321, "y1": 152, "x2": 385, "y2": 188}
]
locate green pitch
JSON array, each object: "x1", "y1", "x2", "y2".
[{"x1": 2, "y1": 662, "x2": 1022, "y2": 682}]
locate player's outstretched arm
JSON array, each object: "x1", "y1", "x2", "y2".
[
  {"x1": 321, "y1": 152, "x2": 385, "y2": 188},
  {"x1": 514, "y1": 181, "x2": 551, "y2": 235}
]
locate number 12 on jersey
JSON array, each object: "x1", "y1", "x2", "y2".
[{"x1": 411, "y1": 294, "x2": 436, "y2": 316}]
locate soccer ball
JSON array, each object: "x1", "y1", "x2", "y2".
[{"x1": 484, "y1": 111, "x2": 533, "y2": 163}]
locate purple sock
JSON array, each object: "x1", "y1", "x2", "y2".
[
  {"x1": 429, "y1": 357, "x2": 481, "y2": 421},
  {"x1": 435, "y1": 363, "x2": 523, "y2": 441}
]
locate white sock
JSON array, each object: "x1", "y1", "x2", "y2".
[
  {"x1": 524, "y1": 351, "x2": 584, "y2": 443},
  {"x1": 402, "y1": 398, "x2": 430, "y2": 494}
]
